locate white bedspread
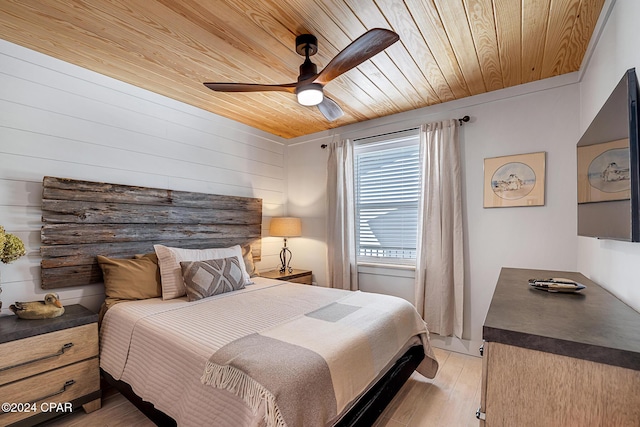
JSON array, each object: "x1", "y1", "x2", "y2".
[{"x1": 100, "y1": 278, "x2": 437, "y2": 426}]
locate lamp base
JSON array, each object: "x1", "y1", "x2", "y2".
[
  {"x1": 279, "y1": 265, "x2": 293, "y2": 274},
  {"x1": 278, "y1": 241, "x2": 293, "y2": 274}
]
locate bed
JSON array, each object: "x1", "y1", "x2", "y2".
[
  {"x1": 39, "y1": 177, "x2": 439, "y2": 426},
  {"x1": 100, "y1": 277, "x2": 438, "y2": 426}
]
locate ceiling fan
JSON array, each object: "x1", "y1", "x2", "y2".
[{"x1": 203, "y1": 28, "x2": 399, "y2": 122}]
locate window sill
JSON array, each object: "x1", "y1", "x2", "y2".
[{"x1": 357, "y1": 262, "x2": 416, "y2": 271}]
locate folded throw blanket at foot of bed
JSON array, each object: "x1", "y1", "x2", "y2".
[{"x1": 202, "y1": 291, "x2": 439, "y2": 427}]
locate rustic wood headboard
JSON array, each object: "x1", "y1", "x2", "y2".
[{"x1": 40, "y1": 177, "x2": 262, "y2": 289}]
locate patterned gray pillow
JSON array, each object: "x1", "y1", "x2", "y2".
[{"x1": 179, "y1": 257, "x2": 245, "y2": 301}]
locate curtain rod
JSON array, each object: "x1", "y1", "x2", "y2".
[{"x1": 320, "y1": 115, "x2": 470, "y2": 148}]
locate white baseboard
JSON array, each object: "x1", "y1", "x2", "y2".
[{"x1": 428, "y1": 334, "x2": 484, "y2": 358}]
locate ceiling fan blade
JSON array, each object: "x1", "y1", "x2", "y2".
[
  {"x1": 313, "y1": 28, "x2": 399, "y2": 86},
  {"x1": 203, "y1": 82, "x2": 296, "y2": 93},
  {"x1": 317, "y1": 96, "x2": 344, "y2": 121}
]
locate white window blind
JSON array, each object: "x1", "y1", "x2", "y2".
[{"x1": 354, "y1": 132, "x2": 420, "y2": 264}]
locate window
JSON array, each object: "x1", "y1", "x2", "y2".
[{"x1": 354, "y1": 130, "x2": 420, "y2": 265}]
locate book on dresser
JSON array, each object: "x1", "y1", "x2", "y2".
[{"x1": 0, "y1": 304, "x2": 101, "y2": 426}]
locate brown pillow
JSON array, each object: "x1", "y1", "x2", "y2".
[
  {"x1": 134, "y1": 252, "x2": 159, "y2": 263},
  {"x1": 242, "y1": 245, "x2": 260, "y2": 278},
  {"x1": 97, "y1": 254, "x2": 162, "y2": 301}
]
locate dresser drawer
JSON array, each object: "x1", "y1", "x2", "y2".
[
  {"x1": 0, "y1": 357, "x2": 99, "y2": 426},
  {"x1": 0, "y1": 323, "x2": 98, "y2": 386}
]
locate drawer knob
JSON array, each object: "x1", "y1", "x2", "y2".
[
  {"x1": 0, "y1": 342, "x2": 74, "y2": 372},
  {"x1": 29, "y1": 380, "x2": 76, "y2": 405}
]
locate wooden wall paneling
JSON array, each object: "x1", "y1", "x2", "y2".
[
  {"x1": 492, "y1": 0, "x2": 522, "y2": 88},
  {"x1": 41, "y1": 178, "x2": 262, "y2": 207},
  {"x1": 141, "y1": 0, "x2": 338, "y2": 130},
  {"x1": 521, "y1": 0, "x2": 552, "y2": 84},
  {"x1": 41, "y1": 224, "x2": 260, "y2": 245},
  {"x1": 320, "y1": 2, "x2": 420, "y2": 117},
  {"x1": 40, "y1": 200, "x2": 260, "y2": 225},
  {"x1": 433, "y1": 0, "x2": 487, "y2": 96},
  {"x1": 404, "y1": 0, "x2": 467, "y2": 101},
  {"x1": 40, "y1": 239, "x2": 259, "y2": 267},
  {"x1": 0, "y1": 7, "x2": 315, "y2": 139},
  {"x1": 540, "y1": 0, "x2": 581, "y2": 77},
  {"x1": 40, "y1": 177, "x2": 263, "y2": 289},
  {"x1": 0, "y1": 0, "x2": 604, "y2": 138},
  {"x1": 22, "y1": 0, "x2": 317, "y2": 126},
  {"x1": 340, "y1": 0, "x2": 441, "y2": 108},
  {"x1": 464, "y1": 0, "x2": 504, "y2": 92},
  {"x1": 560, "y1": 0, "x2": 607, "y2": 74}
]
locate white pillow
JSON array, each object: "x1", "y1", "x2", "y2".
[{"x1": 154, "y1": 244, "x2": 251, "y2": 300}]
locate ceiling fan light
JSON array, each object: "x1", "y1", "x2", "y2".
[{"x1": 296, "y1": 83, "x2": 324, "y2": 106}]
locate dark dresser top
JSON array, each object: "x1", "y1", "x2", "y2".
[
  {"x1": 483, "y1": 267, "x2": 640, "y2": 371},
  {"x1": 0, "y1": 304, "x2": 97, "y2": 344}
]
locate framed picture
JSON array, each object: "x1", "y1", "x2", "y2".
[
  {"x1": 577, "y1": 138, "x2": 630, "y2": 203},
  {"x1": 484, "y1": 151, "x2": 546, "y2": 208}
]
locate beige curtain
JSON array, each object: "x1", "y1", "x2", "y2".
[
  {"x1": 414, "y1": 120, "x2": 464, "y2": 338},
  {"x1": 326, "y1": 139, "x2": 358, "y2": 290}
]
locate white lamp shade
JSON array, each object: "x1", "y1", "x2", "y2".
[
  {"x1": 296, "y1": 84, "x2": 324, "y2": 106},
  {"x1": 270, "y1": 217, "x2": 302, "y2": 237}
]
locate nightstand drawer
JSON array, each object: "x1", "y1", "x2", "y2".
[
  {"x1": 287, "y1": 274, "x2": 312, "y2": 285},
  {"x1": 0, "y1": 323, "x2": 98, "y2": 386},
  {"x1": 261, "y1": 269, "x2": 312, "y2": 284},
  {"x1": 0, "y1": 357, "x2": 99, "y2": 426}
]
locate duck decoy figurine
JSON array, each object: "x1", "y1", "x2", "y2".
[{"x1": 10, "y1": 293, "x2": 65, "y2": 319}]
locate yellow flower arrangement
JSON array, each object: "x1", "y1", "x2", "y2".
[{"x1": 0, "y1": 225, "x2": 26, "y2": 264}]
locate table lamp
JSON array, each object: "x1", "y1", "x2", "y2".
[{"x1": 269, "y1": 217, "x2": 302, "y2": 273}]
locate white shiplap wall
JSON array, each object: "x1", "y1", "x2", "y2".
[{"x1": 0, "y1": 39, "x2": 287, "y2": 314}]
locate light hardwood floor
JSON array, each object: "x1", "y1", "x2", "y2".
[
  {"x1": 374, "y1": 348, "x2": 482, "y2": 427},
  {"x1": 47, "y1": 348, "x2": 481, "y2": 427}
]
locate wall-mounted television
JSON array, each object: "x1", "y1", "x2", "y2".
[{"x1": 577, "y1": 68, "x2": 640, "y2": 241}]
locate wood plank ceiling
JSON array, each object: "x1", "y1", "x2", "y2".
[{"x1": 0, "y1": 0, "x2": 605, "y2": 139}]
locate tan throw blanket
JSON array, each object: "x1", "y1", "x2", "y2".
[{"x1": 201, "y1": 290, "x2": 439, "y2": 427}]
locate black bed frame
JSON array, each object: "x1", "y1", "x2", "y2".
[{"x1": 101, "y1": 344, "x2": 424, "y2": 427}]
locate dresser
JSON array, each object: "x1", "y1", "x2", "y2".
[
  {"x1": 260, "y1": 269, "x2": 313, "y2": 285},
  {"x1": 478, "y1": 268, "x2": 640, "y2": 426},
  {"x1": 0, "y1": 305, "x2": 101, "y2": 426}
]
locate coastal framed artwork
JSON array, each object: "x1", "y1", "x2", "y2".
[
  {"x1": 577, "y1": 138, "x2": 630, "y2": 203},
  {"x1": 484, "y1": 151, "x2": 546, "y2": 208}
]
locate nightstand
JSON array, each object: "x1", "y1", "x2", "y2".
[
  {"x1": 0, "y1": 304, "x2": 101, "y2": 426},
  {"x1": 261, "y1": 269, "x2": 313, "y2": 285}
]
